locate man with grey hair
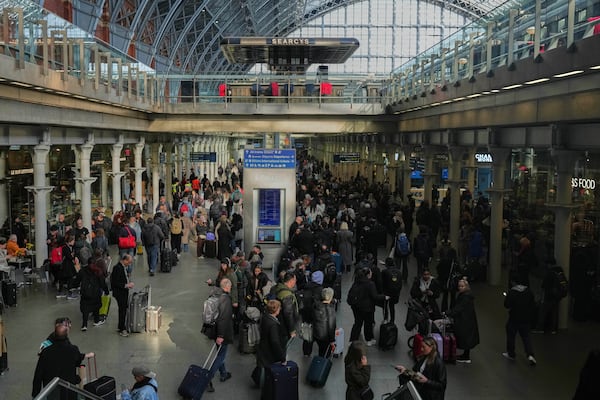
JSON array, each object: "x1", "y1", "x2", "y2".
[
  {"x1": 206, "y1": 278, "x2": 234, "y2": 393},
  {"x1": 312, "y1": 287, "x2": 337, "y2": 357}
]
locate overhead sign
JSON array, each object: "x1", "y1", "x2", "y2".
[
  {"x1": 333, "y1": 153, "x2": 360, "y2": 164},
  {"x1": 475, "y1": 153, "x2": 493, "y2": 163},
  {"x1": 244, "y1": 149, "x2": 296, "y2": 169},
  {"x1": 190, "y1": 152, "x2": 217, "y2": 162},
  {"x1": 572, "y1": 177, "x2": 596, "y2": 190}
]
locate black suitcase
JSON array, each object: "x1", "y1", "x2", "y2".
[
  {"x1": 0, "y1": 335, "x2": 7, "y2": 374},
  {"x1": 1, "y1": 280, "x2": 17, "y2": 307},
  {"x1": 171, "y1": 249, "x2": 179, "y2": 266},
  {"x1": 204, "y1": 240, "x2": 217, "y2": 258},
  {"x1": 84, "y1": 376, "x2": 117, "y2": 400},
  {"x1": 379, "y1": 301, "x2": 398, "y2": 350},
  {"x1": 161, "y1": 248, "x2": 172, "y2": 272},
  {"x1": 262, "y1": 360, "x2": 299, "y2": 400},
  {"x1": 128, "y1": 289, "x2": 148, "y2": 333},
  {"x1": 306, "y1": 346, "x2": 333, "y2": 388},
  {"x1": 178, "y1": 344, "x2": 220, "y2": 400}
]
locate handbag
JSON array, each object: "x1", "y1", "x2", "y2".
[
  {"x1": 359, "y1": 386, "x2": 374, "y2": 400},
  {"x1": 299, "y1": 322, "x2": 313, "y2": 342},
  {"x1": 118, "y1": 228, "x2": 136, "y2": 249}
]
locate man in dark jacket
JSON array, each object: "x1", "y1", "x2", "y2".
[
  {"x1": 502, "y1": 277, "x2": 537, "y2": 366},
  {"x1": 32, "y1": 317, "x2": 95, "y2": 398},
  {"x1": 312, "y1": 287, "x2": 337, "y2": 357},
  {"x1": 257, "y1": 299, "x2": 286, "y2": 367},
  {"x1": 349, "y1": 267, "x2": 387, "y2": 346},
  {"x1": 381, "y1": 258, "x2": 403, "y2": 323},
  {"x1": 207, "y1": 278, "x2": 234, "y2": 392},
  {"x1": 111, "y1": 254, "x2": 135, "y2": 337},
  {"x1": 141, "y1": 217, "x2": 164, "y2": 276},
  {"x1": 272, "y1": 272, "x2": 299, "y2": 339}
]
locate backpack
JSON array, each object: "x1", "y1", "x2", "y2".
[
  {"x1": 50, "y1": 246, "x2": 63, "y2": 265},
  {"x1": 81, "y1": 272, "x2": 99, "y2": 299},
  {"x1": 387, "y1": 268, "x2": 403, "y2": 295},
  {"x1": 552, "y1": 268, "x2": 569, "y2": 299},
  {"x1": 347, "y1": 283, "x2": 362, "y2": 306},
  {"x1": 415, "y1": 234, "x2": 429, "y2": 258},
  {"x1": 324, "y1": 263, "x2": 337, "y2": 285},
  {"x1": 179, "y1": 203, "x2": 190, "y2": 216},
  {"x1": 202, "y1": 293, "x2": 221, "y2": 339},
  {"x1": 395, "y1": 233, "x2": 411, "y2": 256},
  {"x1": 171, "y1": 218, "x2": 182, "y2": 235}
]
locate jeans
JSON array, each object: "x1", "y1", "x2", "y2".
[
  {"x1": 350, "y1": 308, "x2": 375, "y2": 342},
  {"x1": 209, "y1": 344, "x2": 229, "y2": 380},
  {"x1": 146, "y1": 244, "x2": 159, "y2": 273},
  {"x1": 506, "y1": 320, "x2": 534, "y2": 357}
]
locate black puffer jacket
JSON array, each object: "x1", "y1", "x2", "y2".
[
  {"x1": 312, "y1": 301, "x2": 336, "y2": 343},
  {"x1": 352, "y1": 277, "x2": 383, "y2": 313}
]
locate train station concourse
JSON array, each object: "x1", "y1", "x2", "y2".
[{"x1": 0, "y1": 0, "x2": 600, "y2": 399}]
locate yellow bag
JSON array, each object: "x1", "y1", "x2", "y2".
[{"x1": 137, "y1": 243, "x2": 144, "y2": 255}]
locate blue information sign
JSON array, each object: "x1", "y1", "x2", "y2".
[
  {"x1": 190, "y1": 152, "x2": 217, "y2": 162},
  {"x1": 244, "y1": 149, "x2": 296, "y2": 169},
  {"x1": 258, "y1": 189, "x2": 281, "y2": 226}
]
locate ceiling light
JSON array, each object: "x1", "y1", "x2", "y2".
[
  {"x1": 491, "y1": 89, "x2": 500, "y2": 93},
  {"x1": 502, "y1": 84, "x2": 523, "y2": 90},
  {"x1": 482, "y1": 91, "x2": 491, "y2": 95},
  {"x1": 553, "y1": 70, "x2": 584, "y2": 78},
  {"x1": 11, "y1": 81, "x2": 33, "y2": 88},
  {"x1": 525, "y1": 78, "x2": 550, "y2": 85},
  {"x1": 453, "y1": 97, "x2": 466, "y2": 101},
  {"x1": 467, "y1": 94, "x2": 482, "y2": 98},
  {"x1": 441, "y1": 100, "x2": 452, "y2": 104},
  {"x1": 590, "y1": 65, "x2": 600, "y2": 70}
]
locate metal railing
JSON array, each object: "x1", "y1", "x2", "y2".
[{"x1": 33, "y1": 377, "x2": 104, "y2": 400}]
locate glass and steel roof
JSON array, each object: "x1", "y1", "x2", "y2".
[{"x1": 53, "y1": 0, "x2": 517, "y2": 75}]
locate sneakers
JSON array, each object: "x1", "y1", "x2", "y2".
[
  {"x1": 56, "y1": 293, "x2": 67, "y2": 299},
  {"x1": 366, "y1": 340, "x2": 377, "y2": 347},
  {"x1": 456, "y1": 355, "x2": 472, "y2": 363},
  {"x1": 149, "y1": 272, "x2": 155, "y2": 276},
  {"x1": 220, "y1": 372, "x2": 232, "y2": 382},
  {"x1": 502, "y1": 352, "x2": 516, "y2": 361},
  {"x1": 93, "y1": 320, "x2": 106, "y2": 327},
  {"x1": 66, "y1": 294, "x2": 79, "y2": 300},
  {"x1": 119, "y1": 330, "x2": 129, "y2": 337},
  {"x1": 528, "y1": 355, "x2": 537, "y2": 366},
  {"x1": 206, "y1": 382, "x2": 215, "y2": 392},
  {"x1": 81, "y1": 326, "x2": 88, "y2": 332}
]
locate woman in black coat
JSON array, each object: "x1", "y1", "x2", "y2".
[
  {"x1": 445, "y1": 278, "x2": 480, "y2": 363},
  {"x1": 345, "y1": 340, "x2": 371, "y2": 400},
  {"x1": 256, "y1": 300, "x2": 286, "y2": 367},
  {"x1": 348, "y1": 267, "x2": 385, "y2": 346},
  {"x1": 215, "y1": 216, "x2": 234, "y2": 260},
  {"x1": 78, "y1": 263, "x2": 109, "y2": 331},
  {"x1": 395, "y1": 336, "x2": 447, "y2": 400}
]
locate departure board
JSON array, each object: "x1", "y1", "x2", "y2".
[{"x1": 258, "y1": 189, "x2": 281, "y2": 227}]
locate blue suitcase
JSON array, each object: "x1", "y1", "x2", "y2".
[
  {"x1": 331, "y1": 252, "x2": 343, "y2": 274},
  {"x1": 306, "y1": 345, "x2": 334, "y2": 387},
  {"x1": 178, "y1": 344, "x2": 220, "y2": 400},
  {"x1": 262, "y1": 360, "x2": 298, "y2": 400}
]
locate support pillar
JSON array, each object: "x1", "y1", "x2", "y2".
[
  {"x1": 71, "y1": 145, "x2": 82, "y2": 202},
  {"x1": 132, "y1": 138, "x2": 146, "y2": 206},
  {"x1": 75, "y1": 139, "x2": 96, "y2": 236},
  {"x1": 109, "y1": 141, "x2": 125, "y2": 215},
  {"x1": 486, "y1": 147, "x2": 512, "y2": 286},
  {"x1": 550, "y1": 149, "x2": 580, "y2": 330},
  {"x1": 0, "y1": 151, "x2": 7, "y2": 226},
  {"x1": 466, "y1": 148, "x2": 476, "y2": 198},
  {"x1": 164, "y1": 144, "x2": 174, "y2": 207},
  {"x1": 101, "y1": 160, "x2": 109, "y2": 209},
  {"x1": 151, "y1": 144, "x2": 161, "y2": 213},
  {"x1": 26, "y1": 143, "x2": 54, "y2": 266},
  {"x1": 448, "y1": 147, "x2": 465, "y2": 248},
  {"x1": 422, "y1": 146, "x2": 436, "y2": 206}
]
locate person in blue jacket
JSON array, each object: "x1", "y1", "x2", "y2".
[{"x1": 121, "y1": 366, "x2": 159, "y2": 400}]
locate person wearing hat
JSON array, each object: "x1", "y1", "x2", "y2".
[
  {"x1": 121, "y1": 366, "x2": 159, "y2": 400},
  {"x1": 32, "y1": 317, "x2": 95, "y2": 398}
]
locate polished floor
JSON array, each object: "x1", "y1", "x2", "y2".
[{"x1": 0, "y1": 243, "x2": 596, "y2": 400}]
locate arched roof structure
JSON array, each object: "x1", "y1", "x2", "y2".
[{"x1": 58, "y1": 0, "x2": 515, "y2": 74}]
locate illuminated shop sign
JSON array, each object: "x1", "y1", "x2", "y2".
[
  {"x1": 475, "y1": 153, "x2": 493, "y2": 163},
  {"x1": 572, "y1": 178, "x2": 596, "y2": 190}
]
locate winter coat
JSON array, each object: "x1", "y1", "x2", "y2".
[
  {"x1": 216, "y1": 222, "x2": 233, "y2": 260},
  {"x1": 257, "y1": 313, "x2": 286, "y2": 367},
  {"x1": 272, "y1": 282, "x2": 300, "y2": 337},
  {"x1": 141, "y1": 223, "x2": 164, "y2": 247},
  {"x1": 446, "y1": 290, "x2": 480, "y2": 350},
  {"x1": 32, "y1": 335, "x2": 85, "y2": 396},
  {"x1": 352, "y1": 277, "x2": 384, "y2": 313},
  {"x1": 214, "y1": 288, "x2": 234, "y2": 344},
  {"x1": 336, "y1": 229, "x2": 354, "y2": 266},
  {"x1": 312, "y1": 301, "x2": 336, "y2": 343},
  {"x1": 411, "y1": 355, "x2": 447, "y2": 400},
  {"x1": 504, "y1": 284, "x2": 535, "y2": 324},
  {"x1": 345, "y1": 361, "x2": 371, "y2": 400}
]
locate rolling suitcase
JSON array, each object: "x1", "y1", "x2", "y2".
[
  {"x1": 443, "y1": 332, "x2": 457, "y2": 363},
  {"x1": 306, "y1": 345, "x2": 334, "y2": 388},
  {"x1": 145, "y1": 285, "x2": 161, "y2": 333},
  {"x1": 378, "y1": 301, "x2": 398, "y2": 351},
  {"x1": 81, "y1": 355, "x2": 117, "y2": 400},
  {"x1": 409, "y1": 333, "x2": 425, "y2": 361},
  {"x1": 178, "y1": 344, "x2": 221, "y2": 400},
  {"x1": 161, "y1": 247, "x2": 172, "y2": 272},
  {"x1": 171, "y1": 249, "x2": 179, "y2": 266},
  {"x1": 331, "y1": 252, "x2": 343, "y2": 274},
  {"x1": 262, "y1": 360, "x2": 299, "y2": 400},
  {"x1": 430, "y1": 333, "x2": 444, "y2": 357},
  {"x1": 127, "y1": 286, "x2": 149, "y2": 333},
  {"x1": 238, "y1": 321, "x2": 257, "y2": 354},
  {"x1": 333, "y1": 327, "x2": 344, "y2": 358},
  {"x1": 0, "y1": 319, "x2": 7, "y2": 374},
  {"x1": 1, "y1": 280, "x2": 17, "y2": 307}
]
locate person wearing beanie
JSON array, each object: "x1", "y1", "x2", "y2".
[{"x1": 121, "y1": 366, "x2": 159, "y2": 400}]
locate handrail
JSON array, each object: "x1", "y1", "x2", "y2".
[{"x1": 33, "y1": 377, "x2": 104, "y2": 400}]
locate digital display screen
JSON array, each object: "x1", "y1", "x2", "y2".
[
  {"x1": 258, "y1": 189, "x2": 281, "y2": 227},
  {"x1": 441, "y1": 168, "x2": 448, "y2": 180},
  {"x1": 257, "y1": 228, "x2": 282, "y2": 244},
  {"x1": 411, "y1": 170, "x2": 423, "y2": 179}
]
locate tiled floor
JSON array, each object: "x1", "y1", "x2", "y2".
[{"x1": 1, "y1": 244, "x2": 596, "y2": 399}]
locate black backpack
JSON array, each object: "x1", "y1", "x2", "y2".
[
  {"x1": 386, "y1": 268, "x2": 403, "y2": 296},
  {"x1": 347, "y1": 283, "x2": 362, "y2": 306},
  {"x1": 81, "y1": 271, "x2": 99, "y2": 299},
  {"x1": 415, "y1": 234, "x2": 429, "y2": 258}
]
